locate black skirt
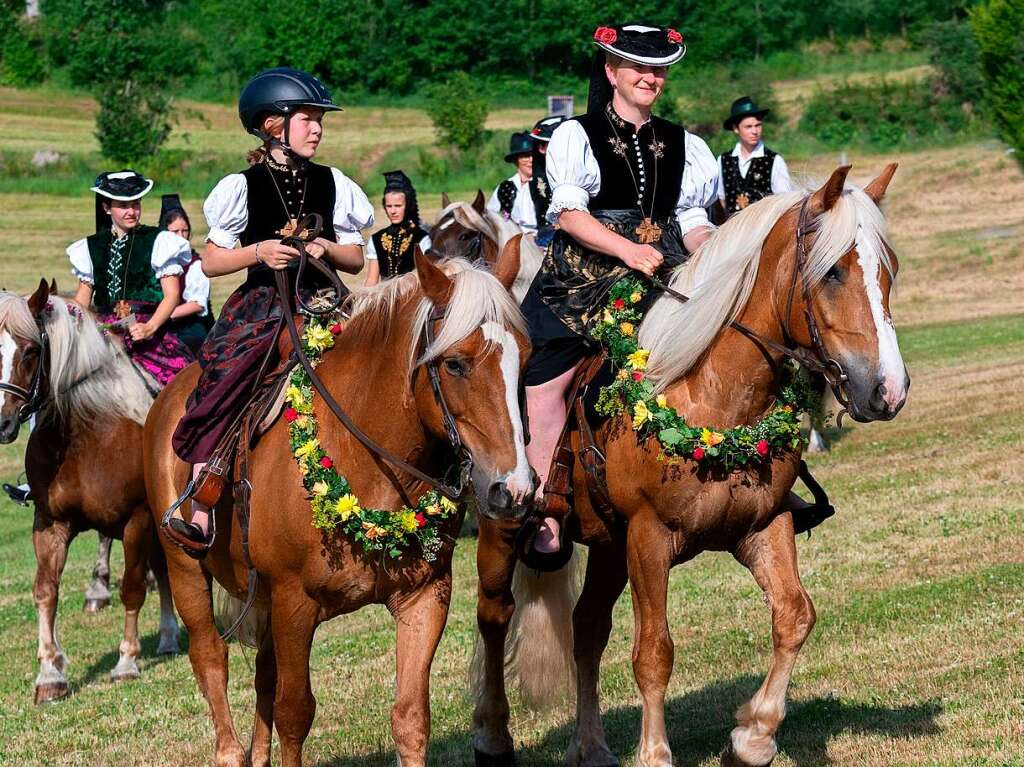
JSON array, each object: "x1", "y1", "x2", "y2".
[{"x1": 522, "y1": 209, "x2": 687, "y2": 386}]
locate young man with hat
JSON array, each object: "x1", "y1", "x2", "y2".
[
  {"x1": 717, "y1": 95, "x2": 793, "y2": 216},
  {"x1": 486, "y1": 131, "x2": 537, "y2": 234},
  {"x1": 527, "y1": 115, "x2": 566, "y2": 245},
  {"x1": 518, "y1": 22, "x2": 719, "y2": 568},
  {"x1": 68, "y1": 170, "x2": 195, "y2": 384}
]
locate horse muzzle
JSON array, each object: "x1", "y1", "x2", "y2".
[
  {"x1": 474, "y1": 466, "x2": 536, "y2": 522},
  {"x1": 0, "y1": 414, "x2": 21, "y2": 444},
  {"x1": 845, "y1": 366, "x2": 910, "y2": 423}
]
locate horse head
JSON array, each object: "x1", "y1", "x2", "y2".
[
  {"x1": 0, "y1": 280, "x2": 51, "y2": 443},
  {"x1": 410, "y1": 240, "x2": 534, "y2": 519},
  {"x1": 429, "y1": 194, "x2": 501, "y2": 265},
  {"x1": 787, "y1": 164, "x2": 909, "y2": 422}
]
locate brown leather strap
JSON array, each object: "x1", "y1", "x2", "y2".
[{"x1": 219, "y1": 408, "x2": 260, "y2": 642}]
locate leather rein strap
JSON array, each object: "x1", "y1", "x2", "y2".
[
  {"x1": 651, "y1": 197, "x2": 851, "y2": 409},
  {"x1": 273, "y1": 215, "x2": 469, "y2": 502}
]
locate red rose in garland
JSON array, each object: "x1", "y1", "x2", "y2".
[
  {"x1": 756, "y1": 439, "x2": 769, "y2": 457},
  {"x1": 594, "y1": 26, "x2": 618, "y2": 45},
  {"x1": 284, "y1": 407, "x2": 299, "y2": 423},
  {"x1": 667, "y1": 29, "x2": 683, "y2": 44}
]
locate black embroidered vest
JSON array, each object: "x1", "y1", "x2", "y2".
[
  {"x1": 86, "y1": 225, "x2": 162, "y2": 309},
  {"x1": 530, "y1": 153, "x2": 552, "y2": 224},
  {"x1": 239, "y1": 160, "x2": 338, "y2": 287},
  {"x1": 574, "y1": 106, "x2": 686, "y2": 221},
  {"x1": 371, "y1": 222, "x2": 429, "y2": 280},
  {"x1": 721, "y1": 148, "x2": 776, "y2": 214}
]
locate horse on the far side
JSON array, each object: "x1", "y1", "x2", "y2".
[{"x1": 0, "y1": 281, "x2": 180, "y2": 704}]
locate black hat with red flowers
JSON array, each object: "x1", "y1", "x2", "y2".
[
  {"x1": 528, "y1": 116, "x2": 567, "y2": 143},
  {"x1": 592, "y1": 23, "x2": 686, "y2": 67}
]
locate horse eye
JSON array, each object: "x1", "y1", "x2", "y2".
[
  {"x1": 443, "y1": 358, "x2": 469, "y2": 377},
  {"x1": 825, "y1": 265, "x2": 843, "y2": 283}
]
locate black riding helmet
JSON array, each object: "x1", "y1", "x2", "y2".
[{"x1": 238, "y1": 67, "x2": 341, "y2": 159}]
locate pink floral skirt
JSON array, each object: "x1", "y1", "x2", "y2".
[{"x1": 97, "y1": 300, "x2": 194, "y2": 387}]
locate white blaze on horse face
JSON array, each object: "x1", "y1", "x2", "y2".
[
  {"x1": 857, "y1": 232, "x2": 906, "y2": 409},
  {"x1": 482, "y1": 321, "x2": 533, "y2": 501},
  {"x1": 0, "y1": 330, "x2": 17, "y2": 410}
]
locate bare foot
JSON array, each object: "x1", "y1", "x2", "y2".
[{"x1": 534, "y1": 516, "x2": 561, "y2": 553}]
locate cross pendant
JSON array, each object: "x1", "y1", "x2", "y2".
[{"x1": 635, "y1": 218, "x2": 662, "y2": 245}]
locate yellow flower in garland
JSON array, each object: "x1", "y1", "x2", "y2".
[
  {"x1": 335, "y1": 493, "x2": 361, "y2": 521},
  {"x1": 311, "y1": 481, "x2": 329, "y2": 497},
  {"x1": 305, "y1": 323, "x2": 335, "y2": 353},
  {"x1": 425, "y1": 503, "x2": 441, "y2": 516},
  {"x1": 656, "y1": 394, "x2": 668, "y2": 409},
  {"x1": 700, "y1": 428, "x2": 724, "y2": 447},
  {"x1": 616, "y1": 369, "x2": 629, "y2": 381},
  {"x1": 398, "y1": 510, "x2": 419, "y2": 533},
  {"x1": 630, "y1": 291, "x2": 642, "y2": 304},
  {"x1": 633, "y1": 400, "x2": 652, "y2": 428},
  {"x1": 295, "y1": 438, "x2": 320, "y2": 461},
  {"x1": 619, "y1": 322, "x2": 635, "y2": 337},
  {"x1": 627, "y1": 348, "x2": 650, "y2": 370},
  {"x1": 295, "y1": 415, "x2": 310, "y2": 430},
  {"x1": 362, "y1": 521, "x2": 386, "y2": 539},
  {"x1": 440, "y1": 496, "x2": 457, "y2": 513},
  {"x1": 286, "y1": 385, "x2": 305, "y2": 406},
  {"x1": 602, "y1": 309, "x2": 614, "y2": 325}
]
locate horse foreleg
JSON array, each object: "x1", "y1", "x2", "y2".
[
  {"x1": 723, "y1": 513, "x2": 816, "y2": 767},
  {"x1": 249, "y1": 628, "x2": 276, "y2": 767},
  {"x1": 566, "y1": 543, "x2": 628, "y2": 767},
  {"x1": 168, "y1": 551, "x2": 247, "y2": 767},
  {"x1": 627, "y1": 516, "x2": 675, "y2": 767},
  {"x1": 32, "y1": 516, "x2": 74, "y2": 704},
  {"x1": 83, "y1": 533, "x2": 113, "y2": 612},
  {"x1": 391, "y1": 572, "x2": 453, "y2": 767},
  {"x1": 271, "y1": 586, "x2": 319, "y2": 767},
  {"x1": 471, "y1": 519, "x2": 519, "y2": 765},
  {"x1": 111, "y1": 510, "x2": 149, "y2": 681}
]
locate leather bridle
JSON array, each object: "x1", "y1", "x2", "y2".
[
  {"x1": 652, "y1": 197, "x2": 851, "y2": 410},
  {"x1": 0, "y1": 324, "x2": 49, "y2": 424},
  {"x1": 274, "y1": 214, "x2": 473, "y2": 502}
]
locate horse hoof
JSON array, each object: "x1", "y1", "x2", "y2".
[
  {"x1": 720, "y1": 742, "x2": 772, "y2": 767},
  {"x1": 474, "y1": 748, "x2": 515, "y2": 767},
  {"x1": 83, "y1": 597, "x2": 111, "y2": 613},
  {"x1": 156, "y1": 642, "x2": 179, "y2": 657},
  {"x1": 110, "y1": 661, "x2": 140, "y2": 682},
  {"x1": 34, "y1": 681, "x2": 69, "y2": 705}
]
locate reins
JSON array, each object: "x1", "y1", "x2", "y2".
[
  {"x1": 274, "y1": 215, "x2": 471, "y2": 503},
  {"x1": 651, "y1": 196, "x2": 851, "y2": 413}
]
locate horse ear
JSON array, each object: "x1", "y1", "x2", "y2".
[
  {"x1": 493, "y1": 234, "x2": 522, "y2": 292},
  {"x1": 807, "y1": 165, "x2": 851, "y2": 216},
  {"x1": 472, "y1": 189, "x2": 486, "y2": 213},
  {"x1": 863, "y1": 163, "x2": 898, "y2": 205},
  {"x1": 441, "y1": 191, "x2": 451, "y2": 209},
  {"x1": 27, "y1": 278, "x2": 49, "y2": 317},
  {"x1": 415, "y1": 247, "x2": 454, "y2": 306},
  {"x1": 49, "y1": 278, "x2": 59, "y2": 295}
]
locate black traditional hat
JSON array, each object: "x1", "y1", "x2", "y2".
[
  {"x1": 587, "y1": 23, "x2": 686, "y2": 113},
  {"x1": 528, "y1": 116, "x2": 567, "y2": 143},
  {"x1": 91, "y1": 169, "x2": 153, "y2": 233},
  {"x1": 159, "y1": 193, "x2": 192, "y2": 233},
  {"x1": 724, "y1": 96, "x2": 770, "y2": 130},
  {"x1": 381, "y1": 169, "x2": 420, "y2": 225},
  {"x1": 504, "y1": 132, "x2": 533, "y2": 163}
]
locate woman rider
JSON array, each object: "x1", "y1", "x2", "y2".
[
  {"x1": 363, "y1": 170, "x2": 431, "y2": 286},
  {"x1": 160, "y1": 194, "x2": 215, "y2": 354},
  {"x1": 165, "y1": 67, "x2": 374, "y2": 553},
  {"x1": 67, "y1": 170, "x2": 194, "y2": 386},
  {"x1": 519, "y1": 23, "x2": 719, "y2": 567}
]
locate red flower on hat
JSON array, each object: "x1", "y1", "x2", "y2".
[
  {"x1": 594, "y1": 26, "x2": 617, "y2": 45},
  {"x1": 756, "y1": 439, "x2": 769, "y2": 457},
  {"x1": 693, "y1": 446, "x2": 705, "y2": 460},
  {"x1": 667, "y1": 28, "x2": 683, "y2": 44}
]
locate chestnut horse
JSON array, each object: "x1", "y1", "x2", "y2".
[
  {"x1": 0, "y1": 282, "x2": 180, "y2": 704},
  {"x1": 430, "y1": 191, "x2": 543, "y2": 304},
  {"x1": 144, "y1": 249, "x2": 533, "y2": 767},
  {"x1": 472, "y1": 166, "x2": 910, "y2": 767}
]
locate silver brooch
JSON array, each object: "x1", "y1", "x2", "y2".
[
  {"x1": 648, "y1": 139, "x2": 665, "y2": 159},
  {"x1": 608, "y1": 136, "x2": 628, "y2": 157}
]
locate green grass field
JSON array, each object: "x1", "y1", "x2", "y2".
[{"x1": 0, "y1": 80, "x2": 1022, "y2": 765}]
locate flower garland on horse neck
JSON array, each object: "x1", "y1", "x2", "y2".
[
  {"x1": 591, "y1": 278, "x2": 817, "y2": 469},
  {"x1": 284, "y1": 315, "x2": 458, "y2": 561}
]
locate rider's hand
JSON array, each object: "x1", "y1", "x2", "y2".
[
  {"x1": 128, "y1": 321, "x2": 156, "y2": 341},
  {"x1": 257, "y1": 240, "x2": 300, "y2": 270},
  {"x1": 620, "y1": 244, "x2": 663, "y2": 277},
  {"x1": 306, "y1": 238, "x2": 329, "y2": 259}
]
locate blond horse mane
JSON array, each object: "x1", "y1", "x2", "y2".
[
  {"x1": 638, "y1": 185, "x2": 893, "y2": 391},
  {"x1": 0, "y1": 292, "x2": 152, "y2": 425},
  {"x1": 345, "y1": 257, "x2": 527, "y2": 370}
]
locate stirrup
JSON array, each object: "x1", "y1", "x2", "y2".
[
  {"x1": 160, "y1": 479, "x2": 216, "y2": 559},
  {"x1": 3, "y1": 482, "x2": 31, "y2": 506},
  {"x1": 791, "y1": 460, "x2": 836, "y2": 536},
  {"x1": 514, "y1": 514, "x2": 573, "y2": 572}
]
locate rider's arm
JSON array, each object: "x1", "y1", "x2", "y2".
[
  {"x1": 321, "y1": 167, "x2": 374, "y2": 275},
  {"x1": 67, "y1": 238, "x2": 94, "y2": 308},
  {"x1": 675, "y1": 132, "x2": 720, "y2": 255}
]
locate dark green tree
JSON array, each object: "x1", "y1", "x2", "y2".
[{"x1": 970, "y1": 0, "x2": 1024, "y2": 165}]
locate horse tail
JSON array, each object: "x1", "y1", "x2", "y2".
[
  {"x1": 474, "y1": 547, "x2": 584, "y2": 708},
  {"x1": 213, "y1": 583, "x2": 269, "y2": 649}
]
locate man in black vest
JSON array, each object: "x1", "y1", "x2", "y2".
[{"x1": 717, "y1": 96, "x2": 793, "y2": 217}]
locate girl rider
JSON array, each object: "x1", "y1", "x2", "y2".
[
  {"x1": 519, "y1": 23, "x2": 719, "y2": 568},
  {"x1": 165, "y1": 67, "x2": 374, "y2": 553}
]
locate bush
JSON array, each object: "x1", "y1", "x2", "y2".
[
  {"x1": 676, "y1": 65, "x2": 782, "y2": 155},
  {"x1": 799, "y1": 77, "x2": 976, "y2": 150},
  {"x1": 95, "y1": 81, "x2": 172, "y2": 165},
  {"x1": 1, "y1": 19, "x2": 46, "y2": 86},
  {"x1": 425, "y1": 72, "x2": 490, "y2": 151},
  {"x1": 970, "y1": 0, "x2": 1024, "y2": 165},
  {"x1": 919, "y1": 20, "x2": 985, "y2": 106}
]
